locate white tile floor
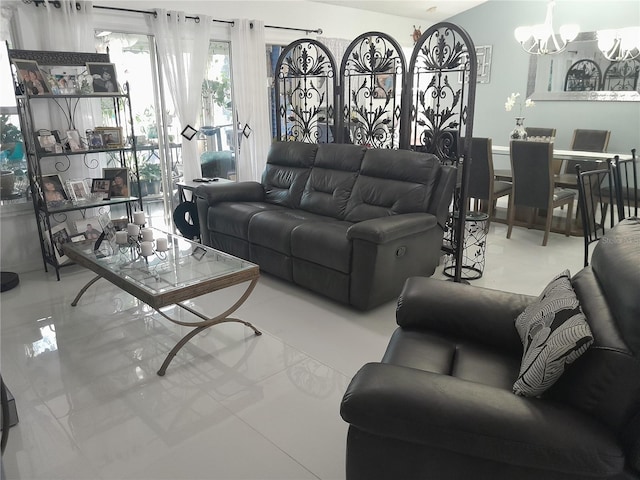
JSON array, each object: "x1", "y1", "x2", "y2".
[{"x1": 0, "y1": 221, "x2": 585, "y2": 480}]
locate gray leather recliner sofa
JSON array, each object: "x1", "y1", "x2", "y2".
[{"x1": 195, "y1": 141, "x2": 456, "y2": 310}]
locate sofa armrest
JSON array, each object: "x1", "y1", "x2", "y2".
[
  {"x1": 195, "y1": 181, "x2": 264, "y2": 205},
  {"x1": 341, "y1": 363, "x2": 624, "y2": 477},
  {"x1": 397, "y1": 276, "x2": 533, "y2": 353},
  {"x1": 346, "y1": 213, "x2": 438, "y2": 244}
]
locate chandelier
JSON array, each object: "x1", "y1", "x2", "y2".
[
  {"x1": 514, "y1": 0, "x2": 579, "y2": 55},
  {"x1": 597, "y1": 27, "x2": 640, "y2": 62}
]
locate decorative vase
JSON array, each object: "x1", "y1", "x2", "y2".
[{"x1": 510, "y1": 117, "x2": 528, "y2": 140}]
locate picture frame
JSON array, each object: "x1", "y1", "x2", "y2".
[
  {"x1": 66, "y1": 179, "x2": 90, "y2": 202},
  {"x1": 47, "y1": 66, "x2": 84, "y2": 94},
  {"x1": 86, "y1": 62, "x2": 118, "y2": 93},
  {"x1": 36, "y1": 134, "x2": 57, "y2": 152},
  {"x1": 70, "y1": 233, "x2": 87, "y2": 243},
  {"x1": 12, "y1": 58, "x2": 51, "y2": 95},
  {"x1": 48, "y1": 223, "x2": 71, "y2": 264},
  {"x1": 94, "y1": 127, "x2": 123, "y2": 148},
  {"x1": 103, "y1": 168, "x2": 130, "y2": 198},
  {"x1": 90, "y1": 178, "x2": 111, "y2": 199},
  {"x1": 88, "y1": 131, "x2": 104, "y2": 149},
  {"x1": 40, "y1": 174, "x2": 68, "y2": 206},
  {"x1": 66, "y1": 129, "x2": 86, "y2": 152},
  {"x1": 74, "y1": 216, "x2": 103, "y2": 240},
  {"x1": 98, "y1": 213, "x2": 117, "y2": 243}
]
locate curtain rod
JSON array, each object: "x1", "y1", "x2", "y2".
[{"x1": 27, "y1": 2, "x2": 322, "y2": 33}]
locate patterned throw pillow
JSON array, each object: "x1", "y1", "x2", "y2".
[{"x1": 513, "y1": 270, "x2": 594, "y2": 397}]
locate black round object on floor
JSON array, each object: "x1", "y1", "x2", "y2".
[{"x1": 0, "y1": 272, "x2": 19, "y2": 292}]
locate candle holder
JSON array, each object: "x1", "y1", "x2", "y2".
[{"x1": 116, "y1": 231, "x2": 168, "y2": 260}]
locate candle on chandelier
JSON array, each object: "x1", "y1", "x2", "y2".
[
  {"x1": 115, "y1": 231, "x2": 128, "y2": 245},
  {"x1": 140, "y1": 241, "x2": 154, "y2": 257},
  {"x1": 127, "y1": 223, "x2": 140, "y2": 237},
  {"x1": 133, "y1": 211, "x2": 146, "y2": 225},
  {"x1": 141, "y1": 228, "x2": 154, "y2": 242},
  {"x1": 156, "y1": 237, "x2": 168, "y2": 252}
]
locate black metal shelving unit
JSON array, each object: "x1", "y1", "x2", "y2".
[{"x1": 7, "y1": 48, "x2": 141, "y2": 279}]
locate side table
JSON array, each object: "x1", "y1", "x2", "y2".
[
  {"x1": 443, "y1": 211, "x2": 489, "y2": 280},
  {"x1": 174, "y1": 178, "x2": 232, "y2": 240}
]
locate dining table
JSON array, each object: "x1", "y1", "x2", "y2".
[
  {"x1": 491, "y1": 144, "x2": 634, "y2": 185},
  {"x1": 488, "y1": 144, "x2": 633, "y2": 236}
]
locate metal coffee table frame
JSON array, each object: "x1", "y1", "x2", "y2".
[{"x1": 64, "y1": 230, "x2": 261, "y2": 376}]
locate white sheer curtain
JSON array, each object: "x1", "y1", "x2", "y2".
[
  {"x1": 23, "y1": 0, "x2": 94, "y2": 50},
  {"x1": 317, "y1": 36, "x2": 350, "y2": 67},
  {"x1": 231, "y1": 19, "x2": 271, "y2": 182},
  {"x1": 149, "y1": 9, "x2": 212, "y2": 184}
]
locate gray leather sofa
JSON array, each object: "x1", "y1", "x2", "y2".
[
  {"x1": 195, "y1": 141, "x2": 456, "y2": 310},
  {"x1": 340, "y1": 217, "x2": 640, "y2": 479}
]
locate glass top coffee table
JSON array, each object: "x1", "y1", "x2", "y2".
[{"x1": 63, "y1": 228, "x2": 261, "y2": 376}]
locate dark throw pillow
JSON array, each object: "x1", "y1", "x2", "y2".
[{"x1": 513, "y1": 270, "x2": 594, "y2": 397}]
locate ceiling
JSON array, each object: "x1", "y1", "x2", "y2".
[{"x1": 308, "y1": 0, "x2": 488, "y2": 23}]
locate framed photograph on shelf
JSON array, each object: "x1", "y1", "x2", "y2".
[
  {"x1": 66, "y1": 130, "x2": 86, "y2": 152},
  {"x1": 40, "y1": 174, "x2": 68, "y2": 206},
  {"x1": 90, "y1": 178, "x2": 111, "y2": 199},
  {"x1": 36, "y1": 133, "x2": 57, "y2": 152},
  {"x1": 48, "y1": 223, "x2": 71, "y2": 264},
  {"x1": 94, "y1": 127, "x2": 123, "y2": 148},
  {"x1": 103, "y1": 168, "x2": 130, "y2": 198},
  {"x1": 70, "y1": 233, "x2": 87, "y2": 243},
  {"x1": 74, "y1": 216, "x2": 103, "y2": 240},
  {"x1": 12, "y1": 58, "x2": 51, "y2": 95},
  {"x1": 86, "y1": 62, "x2": 118, "y2": 93},
  {"x1": 98, "y1": 213, "x2": 117, "y2": 243},
  {"x1": 88, "y1": 131, "x2": 104, "y2": 149},
  {"x1": 66, "y1": 179, "x2": 90, "y2": 202}
]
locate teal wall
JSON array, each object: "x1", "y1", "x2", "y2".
[{"x1": 448, "y1": 0, "x2": 640, "y2": 155}]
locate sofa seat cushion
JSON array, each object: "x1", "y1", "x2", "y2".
[
  {"x1": 291, "y1": 220, "x2": 353, "y2": 273},
  {"x1": 207, "y1": 201, "x2": 287, "y2": 239},
  {"x1": 382, "y1": 328, "x2": 521, "y2": 391},
  {"x1": 514, "y1": 270, "x2": 593, "y2": 397},
  {"x1": 248, "y1": 209, "x2": 336, "y2": 255}
]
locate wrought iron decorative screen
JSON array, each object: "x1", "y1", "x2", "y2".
[
  {"x1": 339, "y1": 32, "x2": 405, "y2": 148},
  {"x1": 273, "y1": 23, "x2": 478, "y2": 283},
  {"x1": 400, "y1": 23, "x2": 476, "y2": 165},
  {"x1": 274, "y1": 40, "x2": 337, "y2": 143}
]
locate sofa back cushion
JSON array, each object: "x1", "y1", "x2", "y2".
[
  {"x1": 300, "y1": 144, "x2": 366, "y2": 219},
  {"x1": 262, "y1": 142, "x2": 318, "y2": 208},
  {"x1": 344, "y1": 149, "x2": 441, "y2": 222}
]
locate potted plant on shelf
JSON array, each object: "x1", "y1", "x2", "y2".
[{"x1": 138, "y1": 161, "x2": 162, "y2": 197}]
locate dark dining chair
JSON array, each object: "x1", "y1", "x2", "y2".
[
  {"x1": 507, "y1": 140, "x2": 575, "y2": 246},
  {"x1": 465, "y1": 137, "x2": 511, "y2": 226},
  {"x1": 575, "y1": 162, "x2": 615, "y2": 267},
  {"x1": 524, "y1": 127, "x2": 556, "y2": 138},
  {"x1": 570, "y1": 129, "x2": 611, "y2": 153},
  {"x1": 612, "y1": 149, "x2": 638, "y2": 221},
  {"x1": 568, "y1": 129, "x2": 611, "y2": 174}
]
